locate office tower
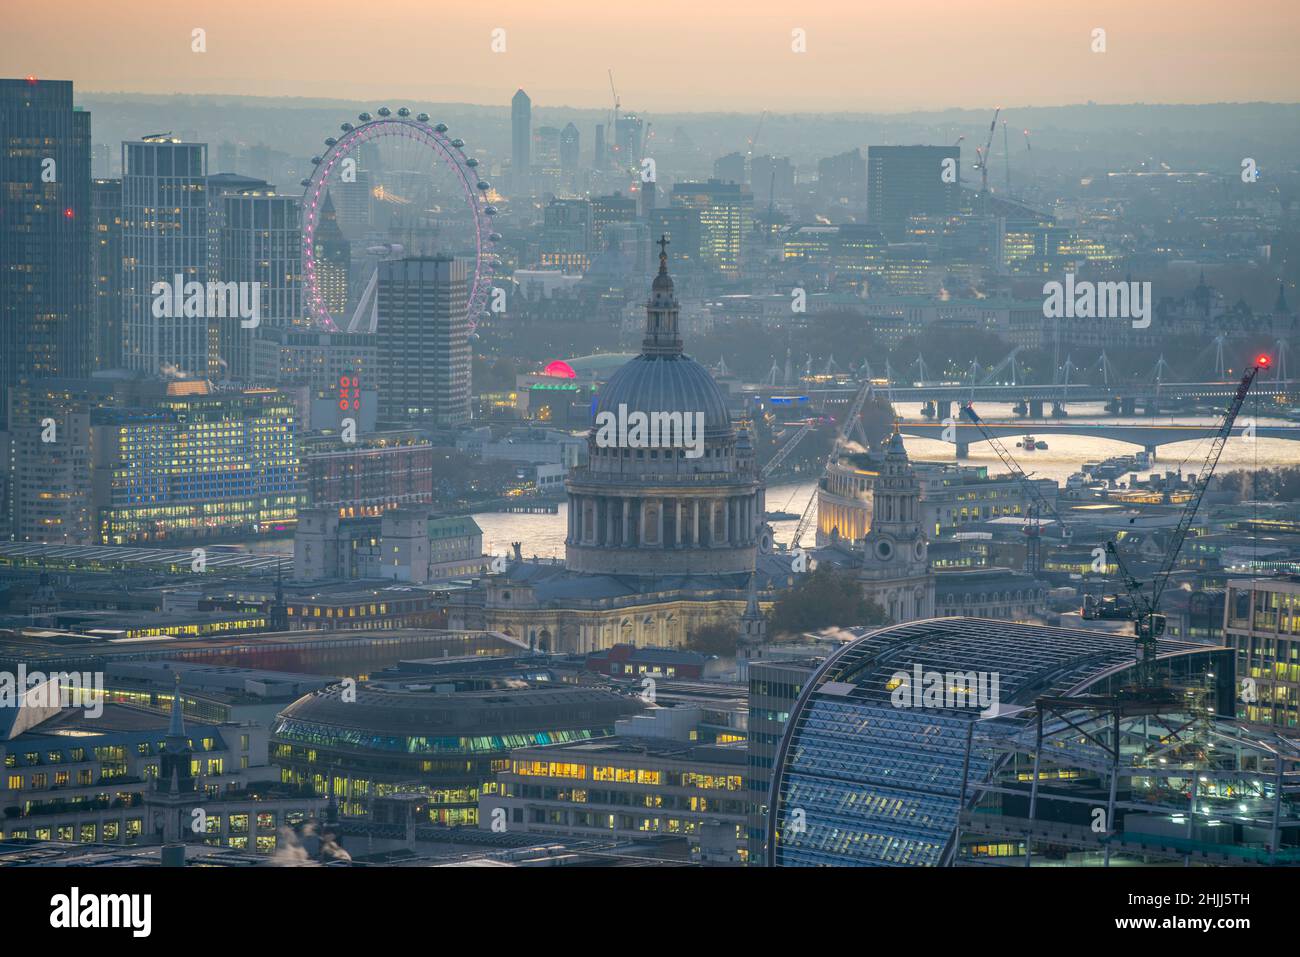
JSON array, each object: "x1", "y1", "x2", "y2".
[
  {"x1": 121, "y1": 136, "x2": 212, "y2": 378},
  {"x1": 615, "y1": 112, "x2": 643, "y2": 172},
  {"x1": 594, "y1": 123, "x2": 606, "y2": 170},
  {"x1": 817, "y1": 147, "x2": 867, "y2": 207},
  {"x1": 0, "y1": 78, "x2": 93, "y2": 427},
  {"x1": 91, "y1": 178, "x2": 123, "y2": 369},
  {"x1": 331, "y1": 170, "x2": 373, "y2": 240},
  {"x1": 217, "y1": 184, "x2": 303, "y2": 381},
  {"x1": 867, "y1": 145, "x2": 962, "y2": 238},
  {"x1": 560, "y1": 122, "x2": 580, "y2": 172},
  {"x1": 670, "y1": 180, "x2": 752, "y2": 276},
  {"x1": 751, "y1": 155, "x2": 795, "y2": 203},
  {"x1": 541, "y1": 199, "x2": 591, "y2": 272},
  {"x1": 375, "y1": 256, "x2": 470, "y2": 425},
  {"x1": 92, "y1": 381, "x2": 300, "y2": 545},
  {"x1": 534, "y1": 126, "x2": 561, "y2": 168},
  {"x1": 1224, "y1": 578, "x2": 1300, "y2": 734},
  {"x1": 511, "y1": 88, "x2": 531, "y2": 194},
  {"x1": 312, "y1": 192, "x2": 351, "y2": 316},
  {"x1": 649, "y1": 206, "x2": 701, "y2": 271},
  {"x1": 207, "y1": 173, "x2": 268, "y2": 281},
  {"x1": 589, "y1": 192, "x2": 638, "y2": 252},
  {"x1": 640, "y1": 179, "x2": 656, "y2": 219},
  {"x1": 532, "y1": 125, "x2": 562, "y2": 194},
  {"x1": 746, "y1": 658, "x2": 819, "y2": 865},
  {"x1": 5, "y1": 380, "x2": 97, "y2": 544},
  {"x1": 713, "y1": 152, "x2": 747, "y2": 185},
  {"x1": 91, "y1": 142, "x2": 113, "y2": 177}
]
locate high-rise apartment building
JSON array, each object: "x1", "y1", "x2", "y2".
[
  {"x1": 750, "y1": 155, "x2": 795, "y2": 203},
  {"x1": 511, "y1": 89, "x2": 531, "y2": 194},
  {"x1": 121, "y1": 136, "x2": 212, "y2": 378},
  {"x1": 5, "y1": 380, "x2": 97, "y2": 544},
  {"x1": 91, "y1": 177, "x2": 124, "y2": 370},
  {"x1": 375, "y1": 256, "x2": 471, "y2": 425},
  {"x1": 615, "y1": 113, "x2": 643, "y2": 174},
  {"x1": 0, "y1": 78, "x2": 93, "y2": 426},
  {"x1": 817, "y1": 147, "x2": 866, "y2": 208},
  {"x1": 713, "y1": 152, "x2": 747, "y2": 185},
  {"x1": 589, "y1": 193, "x2": 639, "y2": 253},
  {"x1": 217, "y1": 184, "x2": 303, "y2": 381},
  {"x1": 560, "y1": 123, "x2": 580, "y2": 172},
  {"x1": 670, "y1": 180, "x2": 752, "y2": 276},
  {"x1": 867, "y1": 145, "x2": 961, "y2": 238}
]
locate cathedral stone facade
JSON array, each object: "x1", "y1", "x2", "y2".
[
  {"x1": 459, "y1": 243, "x2": 775, "y2": 654},
  {"x1": 816, "y1": 426, "x2": 936, "y2": 624},
  {"x1": 565, "y1": 241, "x2": 765, "y2": 576}
]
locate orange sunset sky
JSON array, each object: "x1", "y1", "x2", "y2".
[{"x1": 3, "y1": 0, "x2": 1298, "y2": 112}]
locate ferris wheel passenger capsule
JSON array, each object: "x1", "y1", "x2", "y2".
[{"x1": 377, "y1": 107, "x2": 391, "y2": 117}]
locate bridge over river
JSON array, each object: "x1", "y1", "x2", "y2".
[{"x1": 895, "y1": 419, "x2": 1300, "y2": 458}]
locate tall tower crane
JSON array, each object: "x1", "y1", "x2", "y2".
[
  {"x1": 607, "y1": 69, "x2": 621, "y2": 167},
  {"x1": 1084, "y1": 355, "x2": 1269, "y2": 684},
  {"x1": 972, "y1": 106, "x2": 1001, "y2": 204},
  {"x1": 961, "y1": 402, "x2": 1072, "y2": 574}
]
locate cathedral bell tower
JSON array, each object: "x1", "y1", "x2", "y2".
[{"x1": 856, "y1": 425, "x2": 935, "y2": 623}]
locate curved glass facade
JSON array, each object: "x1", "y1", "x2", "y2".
[{"x1": 766, "y1": 618, "x2": 1228, "y2": 866}]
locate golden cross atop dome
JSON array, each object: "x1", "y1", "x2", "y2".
[{"x1": 657, "y1": 233, "x2": 669, "y2": 258}]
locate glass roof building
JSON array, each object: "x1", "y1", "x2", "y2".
[{"x1": 763, "y1": 618, "x2": 1273, "y2": 867}]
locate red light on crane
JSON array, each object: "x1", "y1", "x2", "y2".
[{"x1": 1257, "y1": 354, "x2": 1271, "y2": 368}]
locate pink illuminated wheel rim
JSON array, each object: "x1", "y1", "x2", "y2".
[{"x1": 300, "y1": 112, "x2": 498, "y2": 333}]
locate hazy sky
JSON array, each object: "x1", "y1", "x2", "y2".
[{"x1": 5, "y1": 0, "x2": 1298, "y2": 113}]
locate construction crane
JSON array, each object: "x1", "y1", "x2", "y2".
[
  {"x1": 746, "y1": 110, "x2": 768, "y2": 161},
  {"x1": 1084, "y1": 355, "x2": 1269, "y2": 684},
  {"x1": 972, "y1": 106, "x2": 1001, "y2": 202},
  {"x1": 765, "y1": 167, "x2": 777, "y2": 245},
  {"x1": 1002, "y1": 120, "x2": 1011, "y2": 192},
  {"x1": 961, "y1": 402, "x2": 1072, "y2": 574},
  {"x1": 607, "y1": 69, "x2": 620, "y2": 167},
  {"x1": 789, "y1": 377, "x2": 875, "y2": 548},
  {"x1": 761, "y1": 420, "x2": 814, "y2": 478}
]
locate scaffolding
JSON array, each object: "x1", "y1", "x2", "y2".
[{"x1": 950, "y1": 677, "x2": 1300, "y2": 866}]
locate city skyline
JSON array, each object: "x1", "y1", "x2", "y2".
[
  {"x1": 3, "y1": 0, "x2": 1300, "y2": 902},
  {"x1": 4, "y1": 1, "x2": 1299, "y2": 113}
]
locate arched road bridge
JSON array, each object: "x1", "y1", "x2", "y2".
[{"x1": 896, "y1": 419, "x2": 1300, "y2": 459}]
